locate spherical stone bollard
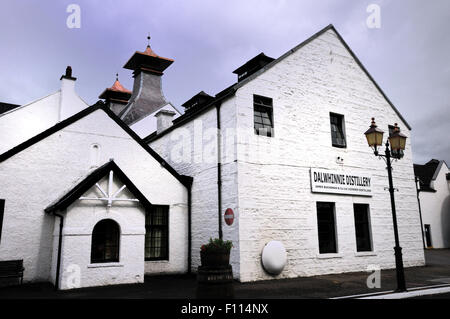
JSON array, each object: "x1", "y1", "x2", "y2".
[{"x1": 261, "y1": 241, "x2": 287, "y2": 275}]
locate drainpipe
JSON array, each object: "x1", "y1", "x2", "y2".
[
  {"x1": 212, "y1": 89, "x2": 236, "y2": 241},
  {"x1": 415, "y1": 176, "x2": 426, "y2": 249},
  {"x1": 216, "y1": 102, "x2": 223, "y2": 240},
  {"x1": 187, "y1": 179, "x2": 193, "y2": 274},
  {"x1": 54, "y1": 213, "x2": 64, "y2": 290}
]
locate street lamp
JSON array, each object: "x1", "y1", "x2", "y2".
[{"x1": 364, "y1": 118, "x2": 408, "y2": 292}]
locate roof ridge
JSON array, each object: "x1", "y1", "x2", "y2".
[
  {"x1": 0, "y1": 101, "x2": 192, "y2": 187},
  {"x1": 146, "y1": 23, "x2": 411, "y2": 143}
]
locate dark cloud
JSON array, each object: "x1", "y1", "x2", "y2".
[{"x1": 0, "y1": 0, "x2": 448, "y2": 163}]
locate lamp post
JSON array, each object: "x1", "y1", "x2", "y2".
[{"x1": 364, "y1": 118, "x2": 408, "y2": 292}]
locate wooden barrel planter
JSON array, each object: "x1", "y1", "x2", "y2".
[{"x1": 196, "y1": 250, "x2": 234, "y2": 298}]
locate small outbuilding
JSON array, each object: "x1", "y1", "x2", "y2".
[{"x1": 414, "y1": 159, "x2": 450, "y2": 249}]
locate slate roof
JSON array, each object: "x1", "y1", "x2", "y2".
[
  {"x1": 0, "y1": 102, "x2": 20, "y2": 115},
  {"x1": 413, "y1": 159, "x2": 443, "y2": 192},
  {"x1": 144, "y1": 24, "x2": 411, "y2": 144},
  {"x1": 0, "y1": 100, "x2": 192, "y2": 188}
]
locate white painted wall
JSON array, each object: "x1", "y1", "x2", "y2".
[
  {"x1": 149, "y1": 98, "x2": 241, "y2": 279},
  {"x1": 0, "y1": 77, "x2": 88, "y2": 154},
  {"x1": 234, "y1": 28, "x2": 424, "y2": 281},
  {"x1": 420, "y1": 162, "x2": 450, "y2": 248},
  {"x1": 0, "y1": 109, "x2": 188, "y2": 288},
  {"x1": 149, "y1": 28, "x2": 425, "y2": 282},
  {"x1": 56, "y1": 176, "x2": 146, "y2": 289}
]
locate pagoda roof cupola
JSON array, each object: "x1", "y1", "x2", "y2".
[{"x1": 123, "y1": 36, "x2": 174, "y2": 75}]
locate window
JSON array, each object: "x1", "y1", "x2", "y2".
[
  {"x1": 353, "y1": 204, "x2": 372, "y2": 252},
  {"x1": 0, "y1": 199, "x2": 4, "y2": 243},
  {"x1": 253, "y1": 95, "x2": 274, "y2": 137},
  {"x1": 91, "y1": 219, "x2": 120, "y2": 263},
  {"x1": 317, "y1": 202, "x2": 337, "y2": 254},
  {"x1": 145, "y1": 206, "x2": 169, "y2": 260},
  {"x1": 424, "y1": 224, "x2": 432, "y2": 248},
  {"x1": 330, "y1": 113, "x2": 346, "y2": 148},
  {"x1": 388, "y1": 125, "x2": 404, "y2": 159}
]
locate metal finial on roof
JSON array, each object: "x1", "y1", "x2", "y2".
[
  {"x1": 116, "y1": 73, "x2": 119, "y2": 81},
  {"x1": 147, "y1": 33, "x2": 151, "y2": 46}
]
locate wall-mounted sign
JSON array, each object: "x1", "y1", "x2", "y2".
[
  {"x1": 310, "y1": 168, "x2": 372, "y2": 196},
  {"x1": 224, "y1": 208, "x2": 234, "y2": 226}
]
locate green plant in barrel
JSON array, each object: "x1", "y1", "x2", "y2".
[{"x1": 200, "y1": 238, "x2": 233, "y2": 268}]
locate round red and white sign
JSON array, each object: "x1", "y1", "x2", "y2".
[{"x1": 224, "y1": 208, "x2": 234, "y2": 226}]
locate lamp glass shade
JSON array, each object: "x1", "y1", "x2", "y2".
[
  {"x1": 389, "y1": 133, "x2": 407, "y2": 151},
  {"x1": 389, "y1": 124, "x2": 407, "y2": 151},
  {"x1": 364, "y1": 119, "x2": 384, "y2": 147}
]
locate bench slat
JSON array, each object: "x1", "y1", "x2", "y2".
[{"x1": 0, "y1": 260, "x2": 24, "y2": 282}]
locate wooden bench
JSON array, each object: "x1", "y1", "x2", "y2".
[{"x1": 0, "y1": 260, "x2": 24, "y2": 285}]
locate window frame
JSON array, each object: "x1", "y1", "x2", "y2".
[
  {"x1": 316, "y1": 202, "x2": 338, "y2": 254},
  {"x1": 353, "y1": 204, "x2": 373, "y2": 252},
  {"x1": 329, "y1": 112, "x2": 347, "y2": 148},
  {"x1": 90, "y1": 219, "x2": 121, "y2": 264},
  {"x1": 253, "y1": 94, "x2": 274, "y2": 137},
  {"x1": 145, "y1": 205, "x2": 169, "y2": 261}
]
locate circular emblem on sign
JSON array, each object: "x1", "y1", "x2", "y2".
[
  {"x1": 224, "y1": 208, "x2": 234, "y2": 226},
  {"x1": 261, "y1": 241, "x2": 287, "y2": 275}
]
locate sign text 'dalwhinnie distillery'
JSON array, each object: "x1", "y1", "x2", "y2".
[{"x1": 310, "y1": 168, "x2": 372, "y2": 196}]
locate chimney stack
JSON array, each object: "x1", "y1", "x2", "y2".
[
  {"x1": 155, "y1": 109, "x2": 176, "y2": 134},
  {"x1": 119, "y1": 37, "x2": 174, "y2": 126},
  {"x1": 59, "y1": 65, "x2": 77, "y2": 120}
]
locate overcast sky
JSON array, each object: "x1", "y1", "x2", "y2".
[{"x1": 0, "y1": 0, "x2": 448, "y2": 164}]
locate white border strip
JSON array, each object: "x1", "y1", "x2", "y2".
[
  {"x1": 331, "y1": 284, "x2": 450, "y2": 299},
  {"x1": 359, "y1": 286, "x2": 450, "y2": 299}
]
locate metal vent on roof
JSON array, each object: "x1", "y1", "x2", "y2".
[{"x1": 232, "y1": 53, "x2": 275, "y2": 82}]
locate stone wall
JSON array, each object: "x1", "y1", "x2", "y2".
[{"x1": 0, "y1": 109, "x2": 188, "y2": 287}]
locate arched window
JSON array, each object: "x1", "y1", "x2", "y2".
[{"x1": 91, "y1": 219, "x2": 120, "y2": 263}]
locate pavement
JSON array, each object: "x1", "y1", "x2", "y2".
[{"x1": 0, "y1": 249, "x2": 449, "y2": 299}]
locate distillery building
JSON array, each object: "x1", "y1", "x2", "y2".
[{"x1": 0, "y1": 24, "x2": 425, "y2": 289}]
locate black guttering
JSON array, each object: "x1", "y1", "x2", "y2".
[
  {"x1": 216, "y1": 102, "x2": 223, "y2": 240},
  {"x1": 53, "y1": 213, "x2": 64, "y2": 290},
  {"x1": 144, "y1": 24, "x2": 411, "y2": 145},
  {"x1": 186, "y1": 177, "x2": 193, "y2": 273},
  {"x1": 0, "y1": 101, "x2": 192, "y2": 188},
  {"x1": 414, "y1": 176, "x2": 426, "y2": 249}
]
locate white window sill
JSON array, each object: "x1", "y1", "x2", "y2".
[
  {"x1": 87, "y1": 263, "x2": 124, "y2": 269},
  {"x1": 355, "y1": 251, "x2": 377, "y2": 257},
  {"x1": 316, "y1": 253, "x2": 343, "y2": 259}
]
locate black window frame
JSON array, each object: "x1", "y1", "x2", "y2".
[
  {"x1": 90, "y1": 219, "x2": 120, "y2": 264},
  {"x1": 0, "y1": 199, "x2": 4, "y2": 244},
  {"x1": 316, "y1": 202, "x2": 338, "y2": 254},
  {"x1": 253, "y1": 94, "x2": 274, "y2": 137},
  {"x1": 145, "y1": 205, "x2": 169, "y2": 261},
  {"x1": 353, "y1": 204, "x2": 373, "y2": 252},
  {"x1": 329, "y1": 112, "x2": 346, "y2": 148}
]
